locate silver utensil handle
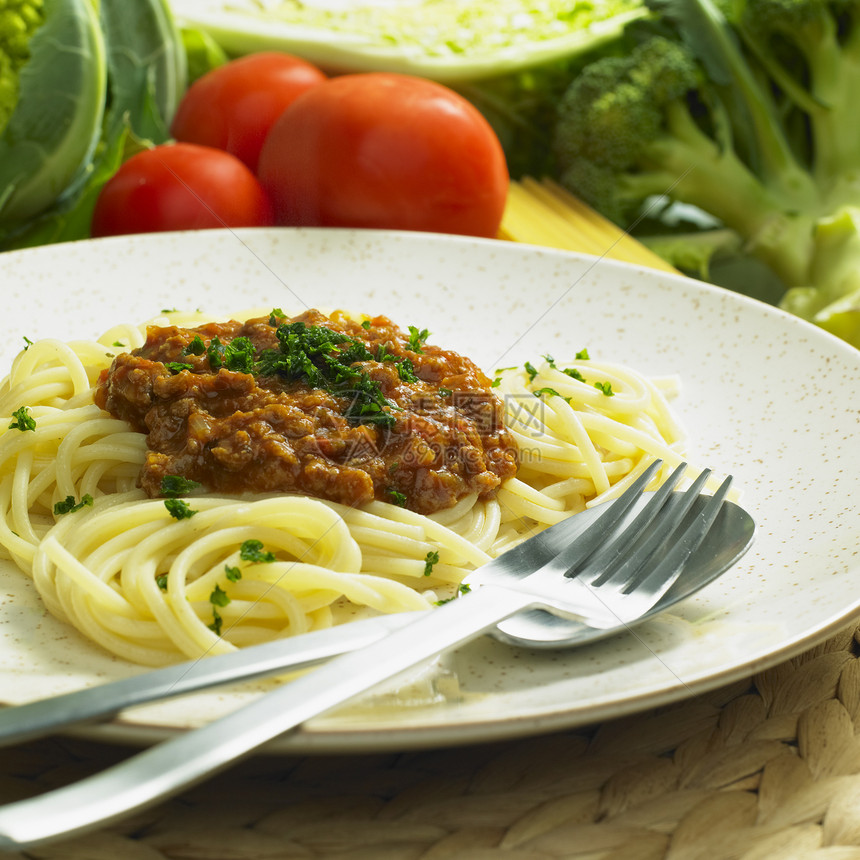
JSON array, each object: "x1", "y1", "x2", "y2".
[
  {"x1": 0, "y1": 585, "x2": 532, "y2": 850},
  {"x1": 0, "y1": 613, "x2": 417, "y2": 747}
]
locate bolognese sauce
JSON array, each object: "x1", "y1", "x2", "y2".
[{"x1": 95, "y1": 309, "x2": 518, "y2": 514}]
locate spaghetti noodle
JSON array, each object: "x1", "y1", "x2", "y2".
[{"x1": 0, "y1": 308, "x2": 704, "y2": 666}]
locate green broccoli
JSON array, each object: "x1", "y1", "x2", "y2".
[
  {"x1": 0, "y1": 0, "x2": 45, "y2": 133},
  {"x1": 552, "y1": 0, "x2": 860, "y2": 347}
]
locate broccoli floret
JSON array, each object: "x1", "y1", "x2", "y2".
[
  {"x1": 0, "y1": 0, "x2": 45, "y2": 133},
  {"x1": 730, "y1": 0, "x2": 860, "y2": 191},
  {"x1": 552, "y1": 0, "x2": 860, "y2": 346},
  {"x1": 553, "y1": 31, "x2": 817, "y2": 285}
]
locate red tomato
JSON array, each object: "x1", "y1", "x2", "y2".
[
  {"x1": 171, "y1": 52, "x2": 326, "y2": 172},
  {"x1": 256, "y1": 73, "x2": 509, "y2": 238},
  {"x1": 91, "y1": 143, "x2": 274, "y2": 238}
]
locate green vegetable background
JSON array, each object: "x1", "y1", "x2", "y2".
[
  {"x1": 0, "y1": 0, "x2": 185, "y2": 249},
  {"x1": 2, "y1": 0, "x2": 859, "y2": 350}
]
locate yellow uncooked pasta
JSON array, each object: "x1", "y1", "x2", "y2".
[{"x1": 0, "y1": 309, "x2": 715, "y2": 666}]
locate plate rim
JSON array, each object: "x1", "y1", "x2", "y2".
[{"x1": 2, "y1": 226, "x2": 859, "y2": 753}]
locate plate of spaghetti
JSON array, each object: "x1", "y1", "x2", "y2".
[{"x1": 1, "y1": 228, "x2": 858, "y2": 751}]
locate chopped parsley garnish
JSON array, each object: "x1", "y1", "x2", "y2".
[
  {"x1": 206, "y1": 336, "x2": 226, "y2": 369},
  {"x1": 22, "y1": 336, "x2": 33, "y2": 350},
  {"x1": 524, "y1": 361, "x2": 539, "y2": 382},
  {"x1": 342, "y1": 377, "x2": 398, "y2": 426},
  {"x1": 165, "y1": 361, "x2": 194, "y2": 375},
  {"x1": 209, "y1": 610, "x2": 224, "y2": 636},
  {"x1": 210, "y1": 584, "x2": 231, "y2": 607},
  {"x1": 9, "y1": 406, "x2": 36, "y2": 432},
  {"x1": 594, "y1": 381, "x2": 615, "y2": 396},
  {"x1": 156, "y1": 574, "x2": 168, "y2": 590},
  {"x1": 376, "y1": 342, "x2": 398, "y2": 363},
  {"x1": 438, "y1": 386, "x2": 452, "y2": 396},
  {"x1": 258, "y1": 321, "x2": 397, "y2": 429},
  {"x1": 223, "y1": 336, "x2": 256, "y2": 373},
  {"x1": 183, "y1": 335, "x2": 206, "y2": 356},
  {"x1": 406, "y1": 325, "x2": 430, "y2": 353},
  {"x1": 361, "y1": 320, "x2": 372, "y2": 330},
  {"x1": 208, "y1": 585, "x2": 231, "y2": 636},
  {"x1": 398, "y1": 358, "x2": 419, "y2": 383},
  {"x1": 576, "y1": 348, "x2": 590, "y2": 360},
  {"x1": 164, "y1": 498, "x2": 197, "y2": 520},
  {"x1": 208, "y1": 570, "x2": 243, "y2": 634},
  {"x1": 387, "y1": 488, "x2": 408, "y2": 507},
  {"x1": 542, "y1": 354, "x2": 556, "y2": 367},
  {"x1": 160, "y1": 475, "x2": 202, "y2": 497},
  {"x1": 240, "y1": 539, "x2": 276, "y2": 563},
  {"x1": 374, "y1": 343, "x2": 419, "y2": 383},
  {"x1": 53, "y1": 494, "x2": 94, "y2": 515},
  {"x1": 268, "y1": 308, "x2": 286, "y2": 326},
  {"x1": 534, "y1": 387, "x2": 563, "y2": 399},
  {"x1": 257, "y1": 321, "x2": 351, "y2": 379},
  {"x1": 112, "y1": 341, "x2": 125, "y2": 348},
  {"x1": 423, "y1": 550, "x2": 440, "y2": 576},
  {"x1": 490, "y1": 377, "x2": 502, "y2": 388},
  {"x1": 435, "y1": 583, "x2": 472, "y2": 605},
  {"x1": 563, "y1": 367, "x2": 586, "y2": 382}
]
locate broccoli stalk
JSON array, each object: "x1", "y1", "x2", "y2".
[{"x1": 552, "y1": 0, "x2": 860, "y2": 347}]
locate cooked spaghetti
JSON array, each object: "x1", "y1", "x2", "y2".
[{"x1": 0, "y1": 307, "x2": 703, "y2": 666}]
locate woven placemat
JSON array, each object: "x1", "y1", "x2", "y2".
[{"x1": 5, "y1": 624, "x2": 860, "y2": 860}]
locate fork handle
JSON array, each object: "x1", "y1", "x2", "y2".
[{"x1": 0, "y1": 585, "x2": 534, "y2": 850}]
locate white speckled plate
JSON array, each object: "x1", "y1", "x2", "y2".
[{"x1": 1, "y1": 228, "x2": 859, "y2": 753}]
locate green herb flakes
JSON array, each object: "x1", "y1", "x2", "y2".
[
  {"x1": 406, "y1": 325, "x2": 430, "y2": 353},
  {"x1": 8, "y1": 406, "x2": 35, "y2": 431},
  {"x1": 210, "y1": 584, "x2": 231, "y2": 607},
  {"x1": 160, "y1": 475, "x2": 202, "y2": 497},
  {"x1": 435, "y1": 582, "x2": 472, "y2": 605},
  {"x1": 398, "y1": 358, "x2": 419, "y2": 383},
  {"x1": 387, "y1": 488, "x2": 408, "y2": 507},
  {"x1": 164, "y1": 498, "x2": 197, "y2": 520},
  {"x1": 206, "y1": 335, "x2": 225, "y2": 370},
  {"x1": 223, "y1": 336, "x2": 256, "y2": 373},
  {"x1": 183, "y1": 335, "x2": 206, "y2": 356},
  {"x1": 423, "y1": 550, "x2": 440, "y2": 576},
  {"x1": 165, "y1": 361, "x2": 193, "y2": 375},
  {"x1": 53, "y1": 494, "x2": 94, "y2": 516},
  {"x1": 258, "y1": 321, "x2": 397, "y2": 429},
  {"x1": 240, "y1": 539, "x2": 276, "y2": 563}
]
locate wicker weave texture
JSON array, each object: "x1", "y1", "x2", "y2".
[{"x1": 4, "y1": 625, "x2": 860, "y2": 859}]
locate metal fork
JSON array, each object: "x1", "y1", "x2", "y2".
[{"x1": 0, "y1": 459, "x2": 734, "y2": 849}]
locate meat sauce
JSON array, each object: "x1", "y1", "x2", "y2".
[{"x1": 95, "y1": 309, "x2": 518, "y2": 515}]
